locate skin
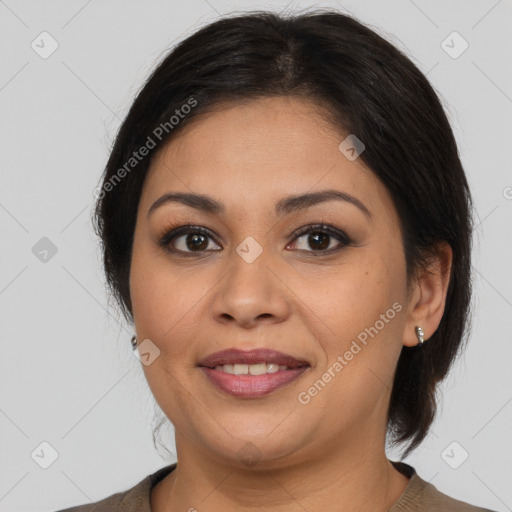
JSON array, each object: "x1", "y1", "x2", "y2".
[{"x1": 129, "y1": 96, "x2": 452, "y2": 512}]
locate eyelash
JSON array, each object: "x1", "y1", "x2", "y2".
[{"x1": 157, "y1": 222, "x2": 354, "y2": 258}]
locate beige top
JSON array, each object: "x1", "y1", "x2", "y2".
[{"x1": 55, "y1": 461, "x2": 496, "y2": 511}]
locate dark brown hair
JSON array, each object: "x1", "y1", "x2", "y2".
[{"x1": 92, "y1": 8, "x2": 474, "y2": 457}]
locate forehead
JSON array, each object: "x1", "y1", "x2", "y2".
[{"x1": 141, "y1": 96, "x2": 394, "y2": 222}]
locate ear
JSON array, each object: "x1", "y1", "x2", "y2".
[{"x1": 402, "y1": 241, "x2": 453, "y2": 347}]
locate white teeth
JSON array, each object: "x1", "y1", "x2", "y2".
[
  {"x1": 213, "y1": 363, "x2": 292, "y2": 374},
  {"x1": 222, "y1": 364, "x2": 234, "y2": 374},
  {"x1": 249, "y1": 363, "x2": 267, "y2": 375},
  {"x1": 233, "y1": 364, "x2": 249, "y2": 375}
]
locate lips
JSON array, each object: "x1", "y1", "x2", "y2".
[
  {"x1": 200, "y1": 366, "x2": 308, "y2": 398},
  {"x1": 197, "y1": 348, "x2": 310, "y2": 398},
  {"x1": 197, "y1": 348, "x2": 310, "y2": 369}
]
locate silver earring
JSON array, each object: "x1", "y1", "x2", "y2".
[
  {"x1": 415, "y1": 326, "x2": 424, "y2": 346},
  {"x1": 131, "y1": 335, "x2": 137, "y2": 350}
]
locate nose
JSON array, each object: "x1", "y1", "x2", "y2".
[{"x1": 210, "y1": 246, "x2": 291, "y2": 329}]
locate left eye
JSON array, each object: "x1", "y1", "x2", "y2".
[
  {"x1": 288, "y1": 223, "x2": 352, "y2": 254},
  {"x1": 159, "y1": 223, "x2": 352, "y2": 256}
]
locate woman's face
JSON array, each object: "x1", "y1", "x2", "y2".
[{"x1": 130, "y1": 96, "x2": 416, "y2": 468}]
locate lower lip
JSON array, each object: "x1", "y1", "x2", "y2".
[{"x1": 199, "y1": 366, "x2": 309, "y2": 398}]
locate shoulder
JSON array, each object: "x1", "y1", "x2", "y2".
[
  {"x1": 53, "y1": 463, "x2": 176, "y2": 512},
  {"x1": 408, "y1": 476, "x2": 497, "y2": 511},
  {"x1": 390, "y1": 462, "x2": 498, "y2": 512}
]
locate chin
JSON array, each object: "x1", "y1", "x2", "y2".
[{"x1": 194, "y1": 420, "x2": 308, "y2": 467}]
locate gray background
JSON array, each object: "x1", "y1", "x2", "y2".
[{"x1": 0, "y1": 0, "x2": 511, "y2": 510}]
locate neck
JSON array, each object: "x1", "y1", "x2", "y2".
[{"x1": 151, "y1": 425, "x2": 410, "y2": 512}]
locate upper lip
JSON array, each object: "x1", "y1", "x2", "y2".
[{"x1": 198, "y1": 348, "x2": 310, "y2": 369}]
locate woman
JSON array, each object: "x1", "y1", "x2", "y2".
[{"x1": 57, "y1": 8, "x2": 496, "y2": 512}]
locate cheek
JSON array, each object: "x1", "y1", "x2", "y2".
[
  {"x1": 317, "y1": 251, "x2": 403, "y2": 337},
  {"x1": 130, "y1": 233, "x2": 190, "y2": 331},
  {"x1": 130, "y1": 251, "x2": 206, "y2": 425},
  {"x1": 310, "y1": 247, "x2": 406, "y2": 390},
  {"x1": 129, "y1": 245, "x2": 220, "y2": 373},
  {"x1": 131, "y1": 267, "x2": 199, "y2": 347}
]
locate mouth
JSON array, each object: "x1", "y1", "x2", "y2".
[
  {"x1": 206, "y1": 362, "x2": 300, "y2": 375},
  {"x1": 197, "y1": 348, "x2": 310, "y2": 398},
  {"x1": 198, "y1": 348, "x2": 309, "y2": 369}
]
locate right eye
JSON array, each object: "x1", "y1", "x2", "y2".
[{"x1": 158, "y1": 224, "x2": 221, "y2": 256}]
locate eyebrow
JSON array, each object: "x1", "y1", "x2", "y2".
[{"x1": 147, "y1": 189, "x2": 372, "y2": 220}]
